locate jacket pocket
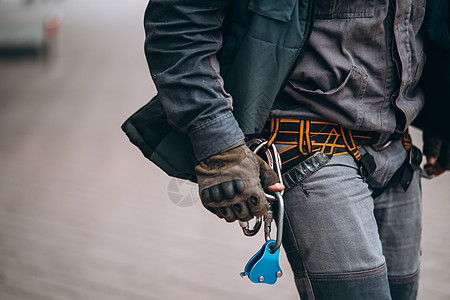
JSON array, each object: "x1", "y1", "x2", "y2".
[
  {"x1": 315, "y1": 0, "x2": 375, "y2": 19},
  {"x1": 290, "y1": 66, "x2": 367, "y2": 96},
  {"x1": 248, "y1": 0, "x2": 297, "y2": 22},
  {"x1": 288, "y1": 65, "x2": 368, "y2": 128}
]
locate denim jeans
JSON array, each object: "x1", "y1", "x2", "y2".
[{"x1": 279, "y1": 140, "x2": 422, "y2": 299}]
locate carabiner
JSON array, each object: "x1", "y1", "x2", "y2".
[
  {"x1": 239, "y1": 217, "x2": 262, "y2": 237},
  {"x1": 248, "y1": 139, "x2": 284, "y2": 200},
  {"x1": 239, "y1": 139, "x2": 285, "y2": 253},
  {"x1": 267, "y1": 191, "x2": 284, "y2": 253}
]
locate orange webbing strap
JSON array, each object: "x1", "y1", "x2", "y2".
[
  {"x1": 266, "y1": 118, "x2": 280, "y2": 147},
  {"x1": 402, "y1": 130, "x2": 412, "y2": 151},
  {"x1": 340, "y1": 126, "x2": 376, "y2": 179},
  {"x1": 340, "y1": 126, "x2": 362, "y2": 160},
  {"x1": 298, "y1": 120, "x2": 312, "y2": 155}
]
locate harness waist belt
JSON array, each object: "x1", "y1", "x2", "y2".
[{"x1": 262, "y1": 118, "x2": 374, "y2": 172}]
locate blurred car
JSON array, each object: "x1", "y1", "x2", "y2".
[{"x1": 0, "y1": 0, "x2": 64, "y2": 56}]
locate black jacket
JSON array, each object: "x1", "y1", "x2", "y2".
[{"x1": 414, "y1": 0, "x2": 450, "y2": 143}]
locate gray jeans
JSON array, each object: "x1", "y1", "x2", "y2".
[{"x1": 279, "y1": 140, "x2": 421, "y2": 299}]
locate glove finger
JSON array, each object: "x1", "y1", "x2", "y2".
[
  {"x1": 231, "y1": 202, "x2": 252, "y2": 222},
  {"x1": 200, "y1": 180, "x2": 245, "y2": 203},
  {"x1": 221, "y1": 180, "x2": 245, "y2": 199},
  {"x1": 200, "y1": 184, "x2": 222, "y2": 203},
  {"x1": 220, "y1": 181, "x2": 235, "y2": 199},
  {"x1": 200, "y1": 188, "x2": 213, "y2": 203},
  {"x1": 255, "y1": 155, "x2": 280, "y2": 188},
  {"x1": 217, "y1": 206, "x2": 237, "y2": 223},
  {"x1": 247, "y1": 193, "x2": 269, "y2": 217}
]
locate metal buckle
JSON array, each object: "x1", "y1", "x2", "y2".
[
  {"x1": 371, "y1": 140, "x2": 392, "y2": 152},
  {"x1": 408, "y1": 146, "x2": 422, "y2": 171}
]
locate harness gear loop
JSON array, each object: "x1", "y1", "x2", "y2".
[{"x1": 239, "y1": 138, "x2": 285, "y2": 253}]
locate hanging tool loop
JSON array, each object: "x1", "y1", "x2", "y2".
[
  {"x1": 239, "y1": 138, "x2": 285, "y2": 253},
  {"x1": 240, "y1": 139, "x2": 285, "y2": 284},
  {"x1": 266, "y1": 191, "x2": 284, "y2": 253}
]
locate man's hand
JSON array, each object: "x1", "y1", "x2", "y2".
[
  {"x1": 423, "y1": 133, "x2": 450, "y2": 177},
  {"x1": 195, "y1": 143, "x2": 283, "y2": 222}
]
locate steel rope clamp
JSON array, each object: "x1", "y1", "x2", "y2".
[{"x1": 239, "y1": 139, "x2": 285, "y2": 284}]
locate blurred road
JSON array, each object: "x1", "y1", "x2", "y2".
[{"x1": 0, "y1": 0, "x2": 449, "y2": 299}]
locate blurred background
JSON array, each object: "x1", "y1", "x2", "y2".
[{"x1": 0, "y1": 0, "x2": 449, "y2": 299}]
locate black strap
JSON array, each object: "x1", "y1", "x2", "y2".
[
  {"x1": 372, "y1": 145, "x2": 422, "y2": 198},
  {"x1": 340, "y1": 126, "x2": 376, "y2": 179},
  {"x1": 358, "y1": 153, "x2": 377, "y2": 179}
]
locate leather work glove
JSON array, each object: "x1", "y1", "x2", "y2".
[
  {"x1": 195, "y1": 143, "x2": 281, "y2": 222},
  {"x1": 423, "y1": 132, "x2": 450, "y2": 176}
]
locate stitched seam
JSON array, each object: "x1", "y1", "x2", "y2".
[
  {"x1": 388, "y1": 268, "x2": 420, "y2": 283},
  {"x1": 284, "y1": 211, "x2": 315, "y2": 299},
  {"x1": 309, "y1": 263, "x2": 387, "y2": 280},
  {"x1": 189, "y1": 112, "x2": 233, "y2": 134}
]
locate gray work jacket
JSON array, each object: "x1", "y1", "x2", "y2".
[
  {"x1": 276, "y1": 0, "x2": 426, "y2": 135},
  {"x1": 122, "y1": 0, "x2": 314, "y2": 181},
  {"x1": 122, "y1": 0, "x2": 436, "y2": 181}
]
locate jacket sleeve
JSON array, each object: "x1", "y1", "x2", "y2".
[{"x1": 144, "y1": 0, "x2": 244, "y2": 161}]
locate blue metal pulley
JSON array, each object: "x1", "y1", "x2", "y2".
[{"x1": 240, "y1": 240, "x2": 283, "y2": 284}]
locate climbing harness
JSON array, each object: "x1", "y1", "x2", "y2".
[{"x1": 239, "y1": 139, "x2": 285, "y2": 284}]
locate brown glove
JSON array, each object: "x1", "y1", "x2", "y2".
[
  {"x1": 195, "y1": 143, "x2": 280, "y2": 222},
  {"x1": 423, "y1": 132, "x2": 450, "y2": 176}
]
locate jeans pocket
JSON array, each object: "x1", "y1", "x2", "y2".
[{"x1": 364, "y1": 140, "x2": 407, "y2": 188}]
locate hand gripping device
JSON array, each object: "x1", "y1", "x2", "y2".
[{"x1": 239, "y1": 139, "x2": 285, "y2": 284}]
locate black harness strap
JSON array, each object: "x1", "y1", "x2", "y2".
[{"x1": 340, "y1": 126, "x2": 376, "y2": 180}]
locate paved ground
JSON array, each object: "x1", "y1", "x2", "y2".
[{"x1": 0, "y1": 0, "x2": 449, "y2": 299}]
